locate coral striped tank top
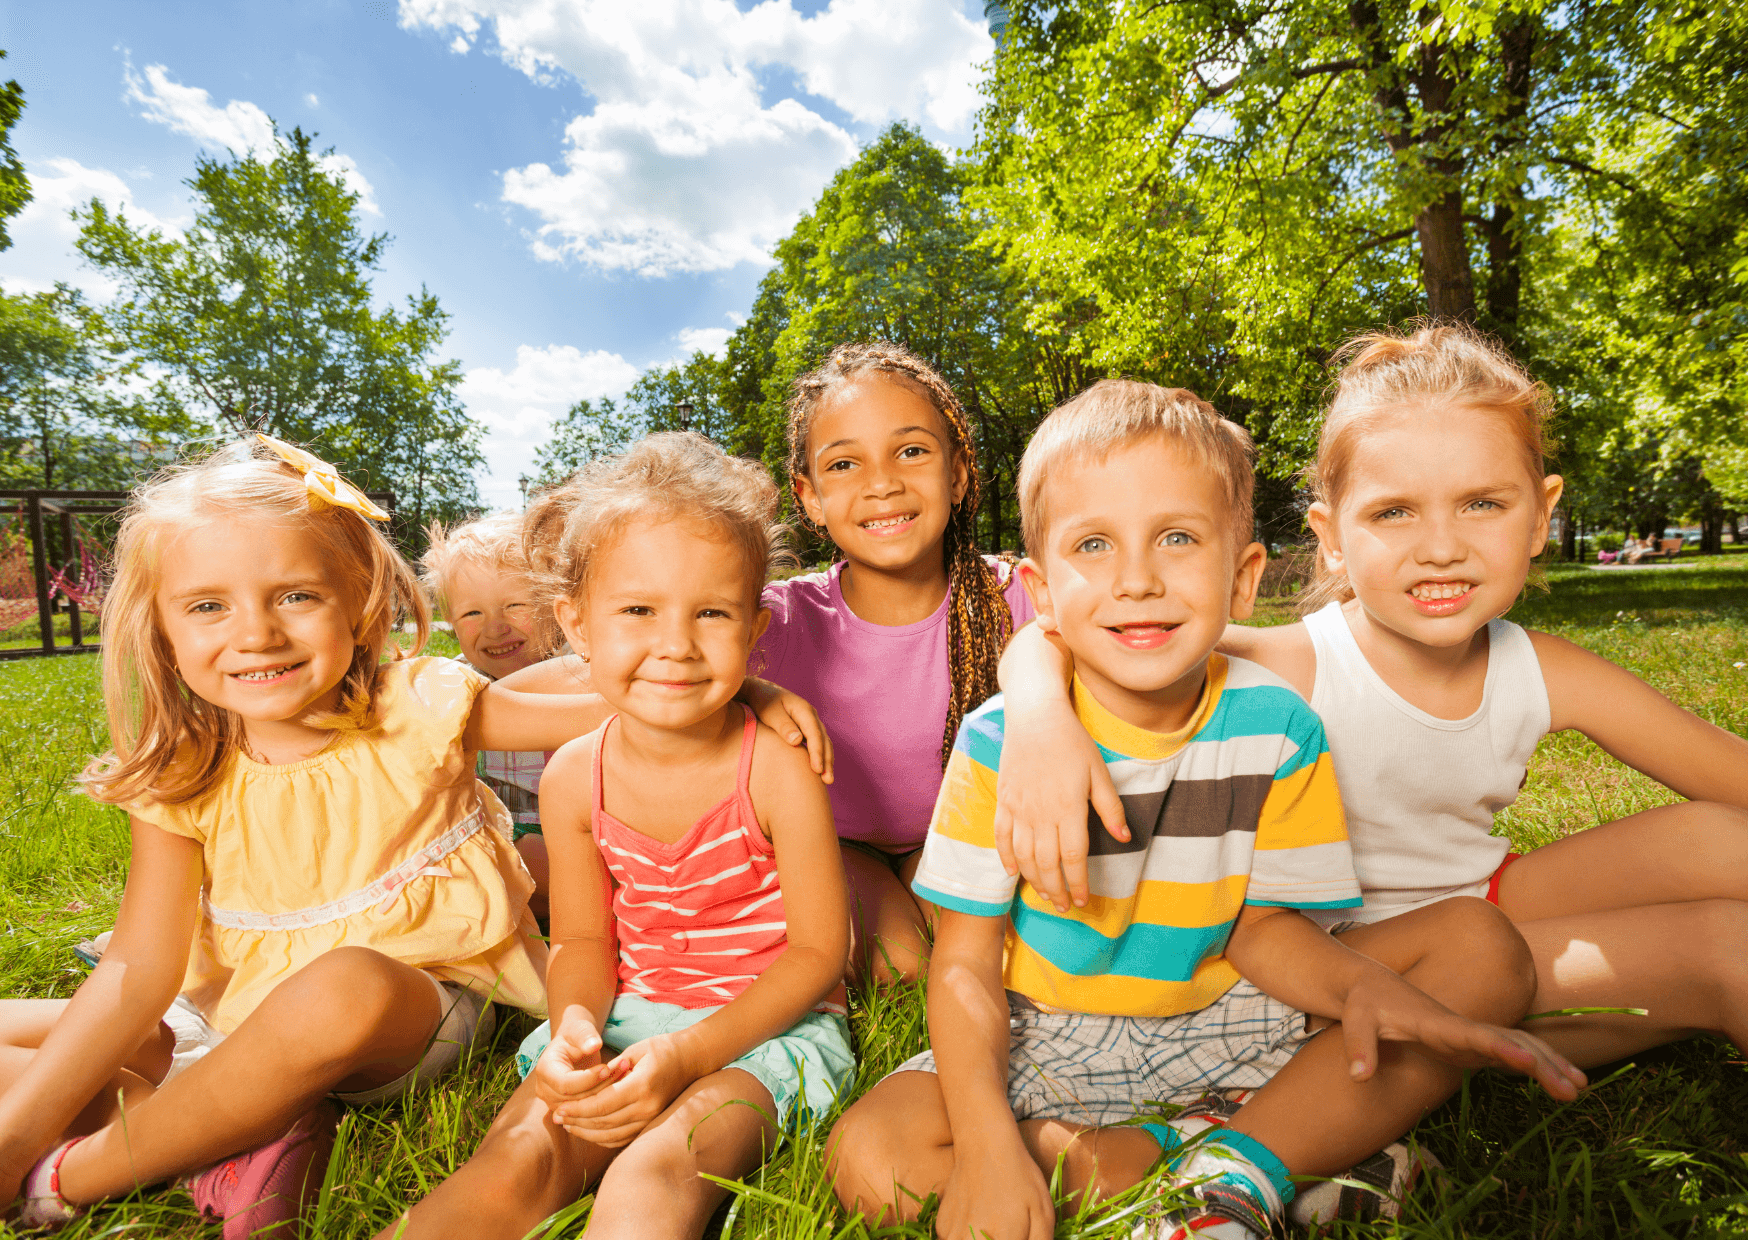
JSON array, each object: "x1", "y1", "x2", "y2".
[{"x1": 592, "y1": 706, "x2": 817, "y2": 1010}]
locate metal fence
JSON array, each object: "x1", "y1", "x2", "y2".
[{"x1": 0, "y1": 488, "x2": 395, "y2": 661}]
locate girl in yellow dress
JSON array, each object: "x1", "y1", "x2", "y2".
[{"x1": 0, "y1": 439, "x2": 820, "y2": 1238}]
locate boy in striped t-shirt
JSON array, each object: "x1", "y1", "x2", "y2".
[{"x1": 828, "y1": 382, "x2": 1584, "y2": 1240}]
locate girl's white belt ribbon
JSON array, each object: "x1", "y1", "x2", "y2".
[{"x1": 202, "y1": 809, "x2": 485, "y2": 931}]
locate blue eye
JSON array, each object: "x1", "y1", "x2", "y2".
[
  {"x1": 1163, "y1": 531, "x2": 1193, "y2": 546},
  {"x1": 1076, "y1": 536, "x2": 1110, "y2": 554}
]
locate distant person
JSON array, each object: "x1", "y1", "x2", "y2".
[
  {"x1": 996, "y1": 324, "x2": 1748, "y2": 1119},
  {"x1": 380, "y1": 434, "x2": 852, "y2": 1240},
  {"x1": 422, "y1": 513, "x2": 559, "y2": 920},
  {"x1": 828, "y1": 380, "x2": 1582, "y2": 1240}
]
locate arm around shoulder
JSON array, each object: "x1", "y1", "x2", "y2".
[{"x1": 1530, "y1": 629, "x2": 1748, "y2": 807}]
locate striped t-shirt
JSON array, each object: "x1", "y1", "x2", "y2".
[{"x1": 912, "y1": 654, "x2": 1361, "y2": 1018}]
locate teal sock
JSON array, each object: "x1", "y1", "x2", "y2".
[{"x1": 1207, "y1": 1129, "x2": 1295, "y2": 1206}]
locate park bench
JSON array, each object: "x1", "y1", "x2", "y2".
[{"x1": 1655, "y1": 538, "x2": 1683, "y2": 560}]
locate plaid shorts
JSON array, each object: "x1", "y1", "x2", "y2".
[{"x1": 892, "y1": 978, "x2": 1317, "y2": 1126}]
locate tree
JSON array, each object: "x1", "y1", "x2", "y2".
[
  {"x1": 0, "y1": 50, "x2": 30, "y2": 252},
  {"x1": 0, "y1": 286, "x2": 187, "y2": 493},
  {"x1": 533, "y1": 397, "x2": 642, "y2": 487},
  {"x1": 966, "y1": 0, "x2": 1730, "y2": 478},
  {"x1": 627, "y1": 352, "x2": 737, "y2": 447},
  {"x1": 75, "y1": 126, "x2": 480, "y2": 534}
]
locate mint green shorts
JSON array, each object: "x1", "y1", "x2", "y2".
[{"x1": 516, "y1": 995, "x2": 855, "y2": 1128}]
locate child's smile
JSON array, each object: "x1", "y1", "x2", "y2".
[{"x1": 155, "y1": 515, "x2": 358, "y2": 762}]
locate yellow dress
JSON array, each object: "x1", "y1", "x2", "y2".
[{"x1": 129, "y1": 656, "x2": 549, "y2": 1035}]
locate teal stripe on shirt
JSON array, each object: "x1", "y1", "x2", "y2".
[
  {"x1": 913, "y1": 881, "x2": 1013, "y2": 920},
  {"x1": 1011, "y1": 902, "x2": 1234, "y2": 981}
]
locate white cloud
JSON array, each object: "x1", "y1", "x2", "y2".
[
  {"x1": 676, "y1": 325, "x2": 732, "y2": 359},
  {"x1": 0, "y1": 158, "x2": 181, "y2": 298},
  {"x1": 397, "y1": 0, "x2": 993, "y2": 275},
  {"x1": 125, "y1": 61, "x2": 277, "y2": 155},
  {"x1": 461, "y1": 342, "x2": 640, "y2": 505},
  {"x1": 125, "y1": 62, "x2": 381, "y2": 215},
  {"x1": 305, "y1": 92, "x2": 320, "y2": 107}
]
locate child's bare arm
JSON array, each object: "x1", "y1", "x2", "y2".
[
  {"x1": 993, "y1": 622, "x2": 1126, "y2": 911},
  {"x1": 491, "y1": 656, "x2": 834, "y2": 781},
  {"x1": 929, "y1": 910, "x2": 1056, "y2": 1240},
  {"x1": 0, "y1": 822, "x2": 201, "y2": 1198},
  {"x1": 1223, "y1": 905, "x2": 1585, "y2": 1100},
  {"x1": 553, "y1": 727, "x2": 847, "y2": 1146},
  {"x1": 533, "y1": 739, "x2": 623, "y2": 1117},
  {"x1": 468, "y1": 681, "x2": 613, "y2": 754},
  {"x1": 1532, "y1": 630, "x2": 1748, "y2": 807}
]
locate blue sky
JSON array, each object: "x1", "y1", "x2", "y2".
[{"x1": 0, "y1": 0, "x2": 994, "y2": 507}]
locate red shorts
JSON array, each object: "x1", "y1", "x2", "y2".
[{"x1": 1486, "y1": 852, "x2": 1524, "y2": 904}]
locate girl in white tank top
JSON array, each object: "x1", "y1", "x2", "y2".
[{"x1": 993, "y1": 324, "x2": 1748, "y2": 1074}]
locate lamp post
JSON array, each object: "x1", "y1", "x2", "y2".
[
  {"x1": 677, "y1": 400, "x2": 694, "y2": 432},
  {"x1": 517, "y1": 474, "x2": 530, "y2": 508}
]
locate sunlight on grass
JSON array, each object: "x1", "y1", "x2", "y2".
[{"x1": 1, "y1": 560, "x2": 1745, "y2": 1237}]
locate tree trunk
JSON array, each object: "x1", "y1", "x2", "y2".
[
  {"x1": 1411, "y1": 37, "x2": 1476, "y2": 320},
  {"x1": 1481, "y1": 13, "x2": 1536, "y2": 340},
  {"x1": 1560, "y1": 503, "x2": 1576, "y2": 561}
]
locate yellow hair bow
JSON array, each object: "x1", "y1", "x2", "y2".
[{"x1": 255, "y1": 433, "x2": 391, "y2": 522}]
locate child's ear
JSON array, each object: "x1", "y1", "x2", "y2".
[
  {"x1": 553, "y1": 594, "x2": 587, "y2": 662},
  {"x1": 1306, "y1": 502, "x2": 1344, "y2": 577},
  {"x1": 750, "y1": 605, "x2": 772, "y2": 648},
  {"x1": 1536, "y1": 475, "x2": 1566, "y2": 551},
  {"x1": 792, "y1": 472, "x2": 826, "y2": 530},
  {"x1": 1017, "y1": 559, "x2": 1058, "y2": 634},
  {"x1": 949, "y1": 451, "x2": 970, "y2": 508},
  {"x1": 1229, "y1": 541, "x2": 1268, "y2": 621}
]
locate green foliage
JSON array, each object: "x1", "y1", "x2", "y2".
[
  {"x1": 0, "y1": 285, "x2": 192, "y2": 492},
  {"x1": 532, "y1": 396, "x2": 643, "y2": 487},
  {"x1": 74, "y1": 127, "x2": 481, "y2": 540},
  {"x1": 0, "y1": 51, "x2": 29, "y2": 253}
]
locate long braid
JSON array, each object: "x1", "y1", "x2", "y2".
[{"x1": 786, "y1": 342, "x2": 1014, "y2": 767}]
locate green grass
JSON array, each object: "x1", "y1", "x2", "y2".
[{"x1": 3, "y1": 563, "x2": 1747, "y2": 1237}]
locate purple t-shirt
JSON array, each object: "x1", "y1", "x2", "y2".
[{"x1": 752, "y1": 558, "x2": 1034, "y2": 852}]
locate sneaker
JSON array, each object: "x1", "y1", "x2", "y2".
[
  {"x1": 15, "y1": 1138, "x2": 86, "y2": 1230},
  {"x1": 185, "y1": 1102, "x2": 339, "y2": 1240},
  {"x1": 1141, "y1": 1186, "x2": 1272, "y2": 1239},
  {"x1": 1288, "y1": 1139, "x2": 1441, "y2": 1229},
  {"x1": 1173, "y1": 1089, "x2": 1442, "y2": 1229}
]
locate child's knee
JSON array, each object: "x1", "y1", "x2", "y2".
[
  {"x1": 263, "y1": 948, "x2": 429, "y2": 1055},
  {"x1": 1418, "y1": 897, "x2": 1538, "y2": 1018},
  {"x1": 827, "y1": 1096, "x2": 911, "y2": 1210}
]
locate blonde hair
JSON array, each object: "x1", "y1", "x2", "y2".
[
  {"x1": 83, "y1": 439, "x2": 429, "y2": 808},
  {"x1": 524, "y1": 431, "x2": 788, "y2": 656},
  {"x1": 420, "y1": 512, "x2": 531, "y2": 612},
  {"x1": 786, "y1": 341, "x2": 1013, "y2": 768},
  {"x1": 1018, "y1": 379, "x2": 1257, "y2": 554},
  {"x1": 1300, "y1": 322, "x2": 1556, "y2": 612}
]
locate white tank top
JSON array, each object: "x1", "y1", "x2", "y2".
[{"x1": 1301, "y1": 600, "x2": 1551, "y2": 925}]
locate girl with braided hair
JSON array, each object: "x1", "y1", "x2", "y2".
[{"x1": 755, "y1": 342, "x2": 1032, "y2": 985}]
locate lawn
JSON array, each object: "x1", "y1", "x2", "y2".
[{"x1": 3, "y1": 559, "x2": 1747, "y2": 1238}]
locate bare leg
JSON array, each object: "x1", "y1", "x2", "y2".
[
  {"x1": 0, "y1": 999, "x2": 175, "y2": 1136},
  {"x1": 1497, "y1": 801, "x2": 1748, "y2": 919},
  {"x1": 829, "y1": 1070, "x2": 955, "y2": 1224},
  {"x1": 516, "y1": 833, "x2": 550, "y2": 924},
  {"x1": 1511, "y1": 899, "x2": 1748, "y2": 1065},
  {"x1": 1224, "y1": 897, "x2": 1536, "y2": 1177},
  {"x1": 842, "y1": 846, "x2": 934, "y2": 987},
  {"x1": 585, "y1": 1068, "x2": 778, "y2": 1239},
  {"x1": 55, "y1": 947, "x2": 443, "y2": 1203},
  {"x1": 372, "y1": 1074, "x2": 615, "y2": 1240},
  {"x1": 379, "y1": 1067, "x2": 777, "y2": 1240}
]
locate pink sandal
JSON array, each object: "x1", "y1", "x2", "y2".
[
  {"x1": 16, "y1": 1137, "x2": 86, "y2": 1229},
  {"x1": 184, "y1": 1102, "x2": 339, "y2": 1240}
]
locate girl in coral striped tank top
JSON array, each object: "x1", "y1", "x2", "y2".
[{"x1": 382, "y1": 433, "x2": 851, "y2": 1240}]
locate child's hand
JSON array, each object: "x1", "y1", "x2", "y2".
[
  {"x1": 741, "y1": 677, "x2": 834, "y2": 784},
  {"x1": 994, "y1": 701, "x2": 1127, "y2": 911},
  {"x1": 937, "y1": 1133, "x2": 1055, "y2": 1240},
  {"x1": 550, "y1": 1033, "x2": 693, "y2": 1147},
  {"x1": 532, "y1": 1015, "x2": 622, "y2": 1111},
  {"x1": 1340, "y1": 974, "x2": 1588, "y2": 1102}
]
